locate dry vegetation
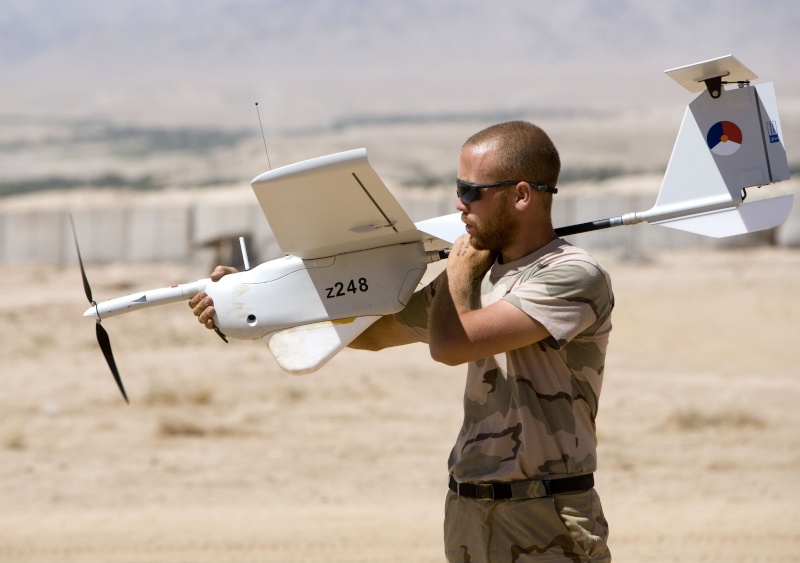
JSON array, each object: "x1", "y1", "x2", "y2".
[{"x1": 2, "y1": 247, "x2": 800, "y2": 562}]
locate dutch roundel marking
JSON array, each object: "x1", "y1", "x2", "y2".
[{"x1": 706, "y1": 121, "x2": 743, "y2": 156}]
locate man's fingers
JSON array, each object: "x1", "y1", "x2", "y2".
[
  {"x1": 189, "y1": 295, "x2": 212, "y2": 315},
  {"x1": 190, "y1": 266, "x2": 236, "y2": 332},
  {"x1": 188, "y1": 291, "x2": 208, "y2": 309},
  {"x1": 197, "y1": 304, "x2": 216, "y2": 327},
  {"x1": 210, "y1": 265, "x2": 238, "y2": 281}
]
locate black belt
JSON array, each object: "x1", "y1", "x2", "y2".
[{"x1": 449, "y1": 473, "x2": 594, "y2": 501}]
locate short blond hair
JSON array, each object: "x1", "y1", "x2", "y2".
[{"x1": 464, "y1": 121, "x2": 561, "y2": 188}]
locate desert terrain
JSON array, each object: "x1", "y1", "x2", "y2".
[
  {"x1": 1, "y1": 244, "x2": 799, "y2": 562},
  {"x1": 2, "y1": 4, "x2": 799, "y2": 561}
]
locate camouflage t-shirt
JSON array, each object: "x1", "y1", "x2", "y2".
[{"x1": 395, "y1": 238, "x2": 613, "y2": 483}]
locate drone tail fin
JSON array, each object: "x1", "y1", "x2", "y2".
[{"x1": 643, "y1": 63, "x2": 791, "y2": 237}]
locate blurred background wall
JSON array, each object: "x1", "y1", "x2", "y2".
[{"x1": 1, "y1": 0, "x2": 798, "y2": 267}]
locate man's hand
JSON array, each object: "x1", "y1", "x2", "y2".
[
  {"x1": 445, "y1": 235, "x2": 494, "y2": 312},
  {"x1": 188, "y1": 265, "x2": 238, "y2": 330},
  {"x1": 429, "y1": 236, "x2": 550, "y2": 365}
]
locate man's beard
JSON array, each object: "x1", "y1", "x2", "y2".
[{"x1": 465, "y1": 195, "x2": 519, "y2": 253}]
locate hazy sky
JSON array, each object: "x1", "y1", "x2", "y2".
[{"x1": 2, "y1": 1, "x2": 798, "y2": 129}]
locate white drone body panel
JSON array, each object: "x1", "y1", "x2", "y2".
[
  {"x1": 203, "y1": 242, "x2": 426, "y2": 339},
  {"x1": 203, "y1": 242, "x2": 427, "y2": 374}
]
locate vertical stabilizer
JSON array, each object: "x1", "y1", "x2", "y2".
[
  {"x1": 643, "y1": 56, "x2": 791, "y2": 236},
  {"x1": 655, "y1": 83, "x2": 788, "y2": 210}
]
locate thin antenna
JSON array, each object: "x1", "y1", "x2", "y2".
[
  {"x1": 239, "y1": 236, "x2": 251, "y2": 271},
  {"x1": 255, "y1": 102, "x2": 272, "y2": 170}
]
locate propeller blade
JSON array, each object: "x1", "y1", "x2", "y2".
[
  {"x1": 71, "y1": 215, "x2": 129, "y2": 403},
  {"x1": 96, "y1": 322, "x2": 128, "y2": 404},
  {"x1": 68, "y1": 215, "x2": 94, "y2": 305}
]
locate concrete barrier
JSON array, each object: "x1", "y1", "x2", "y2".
[{"x1": 1, "y1": 181, "x2": 796, "y2": 268}]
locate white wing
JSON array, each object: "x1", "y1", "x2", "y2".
[{"x1": 251, "y1": 148, "x2": 454, "y2": 259}]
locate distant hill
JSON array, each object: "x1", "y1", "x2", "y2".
[
  {"x1": 1, "y1": 1, "x2": 797, "y2": 195},
  {"x1": 2, "y1": 0, "x2": 798, "y2": 128}
]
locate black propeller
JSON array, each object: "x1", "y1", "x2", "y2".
[{"x1": 69, "y1": 215, "x2": 129, "y2": 404}]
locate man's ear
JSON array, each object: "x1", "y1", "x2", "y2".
[{"x1": 513, "y1": 181, "x2": 532, "y2": 210}]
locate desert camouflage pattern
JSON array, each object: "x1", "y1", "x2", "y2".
[
  {"x1": 397, "y1": 238, "x2": 613, "y2": 482},
  {"x1": 444, "y1": 487, "x2": 611, "y2": 562},
  {"x1": 396, "y1": 238, "x2": 613, "y2": 561}
]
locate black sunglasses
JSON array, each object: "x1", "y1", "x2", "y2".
[{"x1": 456, "y1": 179, "x2": 557, "y2": 204}]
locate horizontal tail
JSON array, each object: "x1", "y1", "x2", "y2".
[{"x1": 651, "y1": 195, "x2": 793, "y2": 238}]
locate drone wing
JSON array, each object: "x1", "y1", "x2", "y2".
[
  {"x1": 251, "y1": 148, "x2": 453, "y2": 259},
  {"x1": 250, "y1": 149, "x2": 464, "y2": 374}
]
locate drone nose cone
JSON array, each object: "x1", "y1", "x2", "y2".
[{"x1": 84, "y1": 306, "x2": 99, "y2": 319}]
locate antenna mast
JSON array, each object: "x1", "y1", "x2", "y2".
[{"x1": 255, "y1": 102, "x2": 272, "y2": 170}]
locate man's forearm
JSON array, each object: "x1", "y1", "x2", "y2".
[
  {"x1": 347, "y1": 314, "x2": 419, "y2": 351},
  {"x1": 428, "y1": 271, "x2": 481, "y2": 364}
]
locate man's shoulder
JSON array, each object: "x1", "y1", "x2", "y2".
[
  {"x1": 541, "y1": 239, "x2": 601, "y2": 265},
  {"x1": 503, "y1": 240, "x2": 614, "y2": 346},
  {"x1": 518, "y1": 239, "x2": 609, "y2": 279},
  {"x1": 508, "y1": 239, "x2": 613, "y2": 304}
]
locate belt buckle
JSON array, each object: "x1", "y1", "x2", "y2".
[{"x1": 474, "y1": 483, "x2": 494, "y2": 501}]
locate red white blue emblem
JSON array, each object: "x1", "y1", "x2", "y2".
[{"x1": 707, "y1": 121, "x2": 742, "y2": 156}]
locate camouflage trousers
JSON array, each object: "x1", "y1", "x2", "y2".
[{"x1": 443, "y1": 488, "x2": 611, "y2": 563}]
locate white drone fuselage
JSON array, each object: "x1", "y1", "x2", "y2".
[
  {"x1": 205, "y1": 242, "x2": 428, "y2": 339},
  {"x1": 84, "y1": 242, "x2": 430, "y2": 333}
]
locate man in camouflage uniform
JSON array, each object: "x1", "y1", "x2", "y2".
[
  {"x1": 191, "y1": 121, "x2": 613, "y2": 562},
  {"x1": 352, "y1": 121, "x2": 613, "y2": 562}
]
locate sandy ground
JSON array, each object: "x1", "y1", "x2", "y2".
[{"x1": 2, "y1": 247, "x2": 800, "y2": 562}]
